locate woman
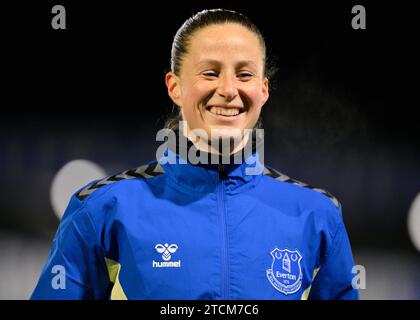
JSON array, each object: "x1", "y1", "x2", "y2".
[{"x1": 32, "y1": 9, "x2": 358, "y2": 300}]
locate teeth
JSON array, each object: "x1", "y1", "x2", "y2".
[{"x1": 209, "y1": 106, "x2": 240, "y2": 116}]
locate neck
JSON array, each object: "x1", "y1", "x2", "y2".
[
  {"x1": 163, "y1": 124, "x2": 261, "y2": 167},
  {"x1": 185, "y1": 127, "x2": 252, "y2": 157}
]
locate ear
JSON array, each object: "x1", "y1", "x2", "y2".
[
  {"x1": 260, "y1": 77, "x2": 270, "y2": 107},
  {"x1": 165, "y1": 72, "x2": 182, "y2": 107}
]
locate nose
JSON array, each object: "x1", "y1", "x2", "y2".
[{"x1": 216, "y1": 74, "x2": 238, "y2": 102}]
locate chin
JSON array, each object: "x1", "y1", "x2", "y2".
[{"x1": 208, "y1": 126, "x2": 245, "y2": 140}]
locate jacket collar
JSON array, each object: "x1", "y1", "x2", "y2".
[{"x1": 158, "y1": 134, "x2": 264, "y2": 194}]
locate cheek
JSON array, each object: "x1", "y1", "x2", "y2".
[
  {"x1": 193, "y1": 82, "x2": 214, "y2": 101},
  {"x1": 244, "y1": 87, "x2": 265, "y2": 110},
  {"x1": 180, "y1": 85, "x2": 206, "y2": 124},
  {"x1": 183, "y1": 80, "x2": 211, "y2": 98},
  {"x1": 245, "y1": 87, "x2": 265, "y2": 122}
]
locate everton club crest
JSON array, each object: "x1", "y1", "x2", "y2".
[{"x1": 266, "y1": 248, "x2": 303, "y2": 295}]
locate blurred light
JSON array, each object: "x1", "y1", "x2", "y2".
[
  {"x1": 408, "y1": 192, "x2": 420, "y2": 251},
  {"x1": 50, "y1": 159, "x2": 107, "y2": 220}
]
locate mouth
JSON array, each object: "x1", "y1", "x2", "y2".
[{"x1": 205, "y1": 105, "x2": 245, "y2": 120}]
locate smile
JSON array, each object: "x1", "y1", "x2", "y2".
[{"x1": 206, "y1": 106, "x2": 245, "y2": 117}]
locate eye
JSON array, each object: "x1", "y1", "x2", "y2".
[
  {"x1": 201, "y1": 71, "x2": 218, "y2": 78},
  {"x1": 237, "y1": 71, "x2": 254, "y2": 80}
]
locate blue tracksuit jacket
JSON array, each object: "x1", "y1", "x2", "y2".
[{"x1": 31, "y1": 148, "x2": 358, "y2": 300}]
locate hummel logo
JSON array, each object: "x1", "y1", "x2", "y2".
[
  {"x1": 152, "y1": 243, "x2": 181, "y2": 268},
  {"x1": 155, "y1": 243, "x2": 178, "y2": 261}
]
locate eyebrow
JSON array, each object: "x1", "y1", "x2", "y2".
[{"x1": 195, "y1": 59, "x2": 258, "y2": 70}]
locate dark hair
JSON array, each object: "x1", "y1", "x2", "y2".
[{"x1": 165, "y1": 9, "x2": 277, "y2": 129}]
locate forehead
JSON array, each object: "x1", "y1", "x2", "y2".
[{"x1": 186, "y1": 23, "x2": 264, "y2": 64}]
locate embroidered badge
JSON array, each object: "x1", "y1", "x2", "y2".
[{"x1": 266, "y1": 248, "x2": 303, "y2": 295}]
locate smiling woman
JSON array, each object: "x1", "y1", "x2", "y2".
[
  {"x1": 165, "y1": 22, "x2": 269, "y2": 144},
  {"x1": 164, "y1": 9, "x2": 277, "y2": 154},
  {"x1": 31, "y1": 9, "x2": 358, "y2": 300}
]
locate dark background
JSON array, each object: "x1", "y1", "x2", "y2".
[{"x1": 0, "y1": 1, "x2": 419, "y2": 298}]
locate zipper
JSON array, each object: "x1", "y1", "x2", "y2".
[{"x1": 217, "y1": 163, "x2": 229, "y2": 299}]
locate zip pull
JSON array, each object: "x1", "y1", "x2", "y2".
[{"x1": 218, "y1": 163, "x2": 227, "y2": 179}]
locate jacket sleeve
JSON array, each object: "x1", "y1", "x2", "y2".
[
  {"x1": 30, "y1": 196, "x2": 110, "y2": 300},
  {"x1": 308, "y1": 215, "x2": 359, "y2": 300}
]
